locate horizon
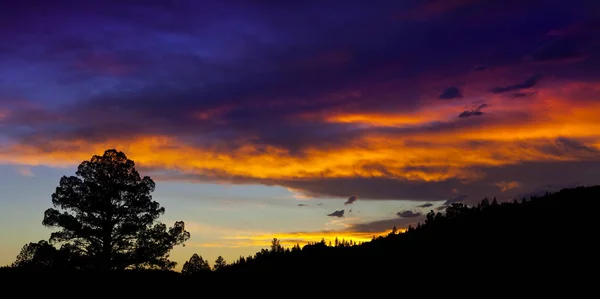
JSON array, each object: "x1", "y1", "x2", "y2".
[{"x1": 1, "y1": 0, "x2": 600, "y2": 270}]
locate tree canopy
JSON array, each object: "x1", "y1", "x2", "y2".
[
  {"x1": 40, "y1": 149, "x2": 190, "y2": 271},
  {"x1": 12, "y1": 240, "x2": 59, "y2": 268},
  {"x1": 213, "y1": 256, "x2": 227, "y2": 271},
  {"x1": 181, "y1": 253, "x2": 211, "y2": 275}
]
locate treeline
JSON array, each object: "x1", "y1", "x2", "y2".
[{"x1": 201, "y1": 185, "x2": 597, "y2": 276}]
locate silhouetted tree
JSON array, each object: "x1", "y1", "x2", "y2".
[
  {"x1": 41, "y1": 149, "x2": 190, "y2": 271},
  {"x1": 446, "y1": 203, "x2": 467, "y2": 219},
  {"x1": 270, "y1": 238, "x2": 284, "y2": 253},
  {"x1": 12, "y1": 240, "x2": 58, "y2": 268},
  {"x1": 481, "y1": 197, "x2": 490, "y2": 208},
  {"x1": 182, "y1": 253, "x2": 210, "y2": 275},
  {"x1": 426, "y1": 210, "x2": 435, "y2": 224},
  {"x1": 292, "y1": 243, "x2": 301, "y2": 252},
  {"x1": 214, "y1": 256, "x2": 226, "y2": 271}
]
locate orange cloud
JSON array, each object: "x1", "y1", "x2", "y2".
[
  {"x1": 495, "y1": 181, "x2": 520, "y2": 192},
  {"x1": 323, "y1": 104, "x2": 456, "y2": 127},
  {"x1": 1, "y1": 83, "x2": 599, "y2": 187}
]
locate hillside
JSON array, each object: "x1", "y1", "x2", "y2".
[
  {"x1": 2, "y1": 185, "x2": 598, "y2": 287},
  {"x1": 217, "y1": 185, "x2": 598, "y2": 277}
]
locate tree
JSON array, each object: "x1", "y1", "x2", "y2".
[
  {"x1": 41, "y1": 149, "x2": 190, "y2": 271},
  {"x1": 213, "y1": 256, "x2": 227, "y2": 271},
  {"x1": 292, "y1": 243, "x2": 301, "y2": 252},
  {"x1": 12, "y1": 241, "x2": 83, "y2": 269},
  {"x1": 426, "y1": 210, "x2": 436, "y2": 224},
  {"x1": 181, "y1": 253, "x2": 211, "y2": 275},
  {"x1": 12, "y1": 240, "x2": 58, "y2": 268},
  {"x1": 446, "y1": 203, "x2": 468, "y2": 219},
  {"x1": 270, "y1": 238, "x2": 283, "y2": 253}
]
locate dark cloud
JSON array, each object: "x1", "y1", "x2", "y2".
[
  {"x1": 524, "y1": 21, "x2": 600, "y2": 65},
  {"x1": 439, "y1": 86, "x2": 462, "y2": 99},
  {"x1": 346, "y1": 216, "x2": 424, "y2": 233},
  {"x1": 416, "y1": 203, "x2": 434, "y2": 208},
  {"x1": 275, "y1": 177, "x2": 459, "y2": 201},
  {"x1": 458, "y1": 103, "x2": 488, "y2": 118},
  {"x1": 327, "y1": 210, "x2": 345, "y2": 218},
  {"x1": 490, "y1": 75, "x2": 543, "y2": 94},
  {"x1": 297, "y1": 204, "x2": 308, "y2": 207},
  {"x1": 472, "y1": 65, "x2": 487, "y2": 71},
  {"x1": 528, "y1": 38, "x2": 588, "y2": 64},
  {"x1": 554, "y1": 137, "x2": 599, "y2": 154},
  {"x1": 397, "y1": 210, "x2": 422, "y2": 218},
  {"x1": 443, "y1": 194, "x2": 468, "y2": 206},
  {"x1": 344, "y1": 195, "x2": 359, "y2": 205}
]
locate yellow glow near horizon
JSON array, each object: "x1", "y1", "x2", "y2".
[{"x1": 191, "y1": 229, "x2": 400, "y2": 249}]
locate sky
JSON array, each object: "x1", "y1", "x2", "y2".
[{"x1": 1, "y1": 0, "x2": 600, "y2": 269}]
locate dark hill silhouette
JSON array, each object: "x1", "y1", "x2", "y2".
[
  {"x1": 2, "y1": 185, "x2": 598, "y2": 292},
  {"x1": 215, "y1": 185, "x2": 598, "y2": 277}
]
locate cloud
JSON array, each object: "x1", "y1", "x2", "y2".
[
  {"x1": 443, "y1": 194, "x2": 468, "y2": 206},
  {"x1": 346, "y1": 216, "x2": 423, "y2": 233},
  {"x1": 490, "y1": 75, "x2": 543, "y2": 94},
  {"x1": 14, "y1": 165, "x2": 34, "y2": 177},
  {"x1": 344, "y1": 195, "x2": 359, "y2": 205},
  {"x1": 495, "y1": 181, "x2": 520, "y2": 192},
  {"x1": 287, "y1": 187, "x2": 314, "y2": 200},
  {"x1": 528, "y1": 39, "x2": 588, "y2": 64},
  {"x1": 439, "y1": 86, "x2": 463, "y2": 99},
  {"x1": 1, "y1": 0, "x2": 600, "y2": 205},
  {"x1": 416, "y1": 203, "x2": 434, "y2": 208},
  {"x1": 397, "y1": 210, "x2": 422, "y2": 218},
  {"x1": 458, "y1": 103, "x2": 488, "y2": 118},
  {"x1": 524, "y1": 22, "x2": 597, "y2": 65},
  {"x1": 327, "y1": 210, "x2": 345, "y2": 218},
  {"x1": 297, "y1": 204, "x2": 308, "y2": 207},
  {"x1": 472, "y1": 65, "x2": 487, "y2": 71}
]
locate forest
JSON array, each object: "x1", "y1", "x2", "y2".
[{"x1": 1, "y1": 149, "x2": 596, "y2": 288}]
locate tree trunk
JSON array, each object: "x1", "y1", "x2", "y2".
[
  {"x1": 101, "y1": 209, "x2": 113, "y2": 271},
  {"x1": 101, "y1": 232, "x2": 112, "y2": 271}
]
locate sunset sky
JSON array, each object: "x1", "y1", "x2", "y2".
[{"x1": 1, "y1": 0, "x2": 599, "y2": 269}]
